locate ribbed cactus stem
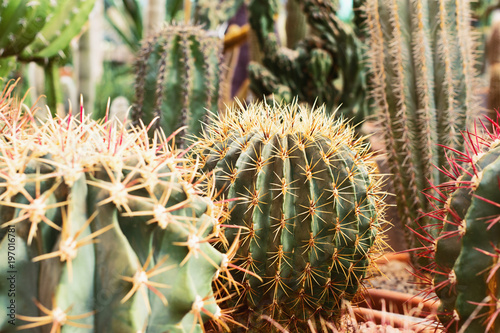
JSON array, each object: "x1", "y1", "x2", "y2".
[
  {"x1": 197, "y1": 102, "x2": 387, "y2": 331},
  {"x1": 365, "y1": 0, "x2": 480, "y2": 248}
]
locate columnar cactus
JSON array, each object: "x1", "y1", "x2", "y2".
[
  {"x1": 132, "y1": 24, "x2": 223, "y2": 143},
  {"x1": 364, "y1": 0, "x2": 481, "y2": 250},
  {"x1": 197, "y1": 102, "x2": 387, "y2": 331},
  {"x1": 422, "y1": 118, "x2": 500, "y2": 332},
  {"x1": 247, "y1": 0, "x2": 369, "y2": 124},
  {"x1": 0, "y1": 84, "x2": 227, "y2": 332}
]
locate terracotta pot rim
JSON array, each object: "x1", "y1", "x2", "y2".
[
  {"x1": 374, "y1": 252, "x2": 412, "y2": 265},
  {"x1": 358, "y1": 288, "x2": 440, "y2": 318},
  {"x1": 352, "y1": 307, "x2": 441, "y2": 332}
]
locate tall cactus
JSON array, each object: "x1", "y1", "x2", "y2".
[
  {"x1": 0, "y1": 83, "x2": 228, "y2": 332},
  {"x1": 132, "y1": 24, "x2": 223, "y2": 143},
  {"x1": 421, "y1": 118, "x2": 500, "y2": 332},
  {"x1": 247, "y1": 0, "x2": 369, "y2": 124},
  {"x1": 364, "y1": 0, "x2": 481, "y2": 250},
  {"x1": 197, "y1": 102, "x2": 388, "y2": 331}
]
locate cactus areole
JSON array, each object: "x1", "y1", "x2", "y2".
[{"x1": 197, "y1": 102, "x2": 387, "y2": 331}]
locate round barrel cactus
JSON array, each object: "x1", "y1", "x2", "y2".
[
  {"x1": 0, "y1": 84, "x2": 226, "y2": 333},
  {"x1": 424, "y1": 118, "x2": 500, "y2": 332},
  {"x1": 197, "y1": 102, "x2": 387, "y2": 331}
]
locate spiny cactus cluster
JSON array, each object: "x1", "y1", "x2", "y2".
[
  {"x1": 0, "y1": 82, "x2": 230, "y2": 333},
  {"x1": 248, "y1": 0, "x2": 368, "y2": 123},
  {"x1": 364, "y1": 0, "x2": 482, "y2": 251},
  {"x1": 419, "y1": 116, "x2": 500, "y2": 332},
  {"x1": 197, "y1": 101, "x2": 388, "y2": 331},
  {"x1": 132, "y1": 24, "x2": 223, "y2": 144}
]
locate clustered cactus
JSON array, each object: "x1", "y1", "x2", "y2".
[
  {"x1": 364, "y1": 0, "x2": 482, "y2": 251},
  {"x1": 2, "y1": 0, "x2": 495, "y2": 331},
  {"x1": 248, "y1": 0, "x2": 368, "y2": 124},
  {"x1": 0, "y1": 83, "x2": 228, "y2": 332},
  {"x1": 197, "y1": 102, "x2": 387, "y2": 331},
  {"x1": 132, "y1": 24, "x2": 223, "y2": 143},
  {"x1": 422, "y1": 117, "x2": 500, "y2": 332}
]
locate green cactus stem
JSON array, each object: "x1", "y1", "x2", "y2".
[
  {"x1": 0, "y1": 0, "x2": 52, "y2": 58},
  {"x1": 196, "y1": 101, "x2": 388, "y2": 331}
]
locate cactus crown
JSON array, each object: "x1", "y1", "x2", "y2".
[{"x1": 197, "y1": 101, "x2": 388, "y2": 331}]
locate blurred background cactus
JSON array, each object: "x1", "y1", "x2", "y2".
[
  {"x1": 0, "y1": 82, "x2": 227, "y2": 332},
  {"x1": 247, "y1": 0, "x2": 369, "y2": 125},
  {"x1": 488, "y1": 13, "x2": 500, "y2": 123},
  {"x1": 364, "y1": 0, "x2": 482, "y2": 255},
  {"x1": 197, "y1": 102, "x2": 388, "y2": 331},
  {"x1": 131, "y1": 24, "x2": 223, "y2": 143}
]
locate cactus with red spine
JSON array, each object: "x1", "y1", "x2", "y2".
[
  {"x1": 0, "y1": 82, "x2": 229, "y2": 333},
  {"x1": 419, "y1": 115, "x2": 500, "y2": 332}
]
